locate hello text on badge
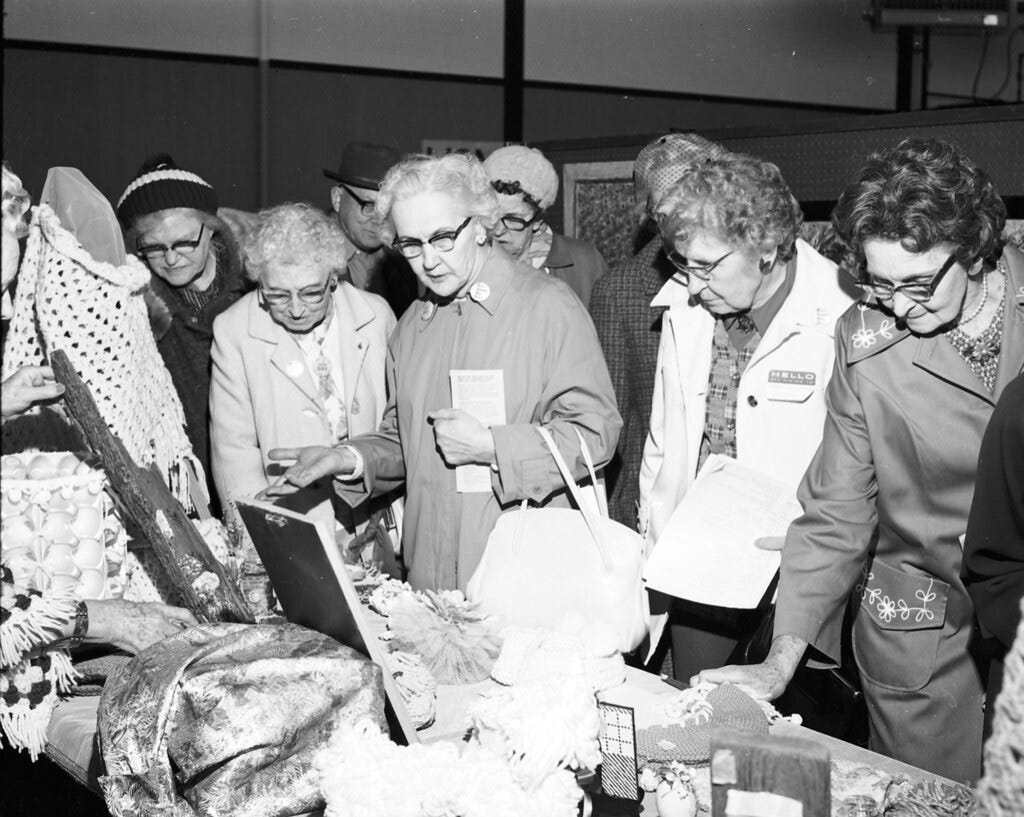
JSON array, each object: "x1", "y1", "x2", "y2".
[{"x1": 768, "y1": 370, "x2": 815, "y2": 385}]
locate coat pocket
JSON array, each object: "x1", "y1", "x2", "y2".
[{"x1": 852, "y1": 559, "x2": 949, "y2": 692}]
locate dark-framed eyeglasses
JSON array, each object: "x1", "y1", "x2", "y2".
[
  {"x1": 392, "y1": 216, "x2": 473, "y2": 259},
  {"x1": 499, "y1": 210, "x2": 543, "y2": 233},
  {"x1": 259, "y1": 279, "x2": 334, "y2": 307},
  {"x1": 665, "y1": 248, "x2": 734, "y2": 282},
  {"x1": 136, "y1": 224, "x2": 206, "y2": 260},
  {"x1": 854, "y1": 252, "x2": 958, "y2": 304},
  {"x1": 338, "y1": 183, "x2": 376, "y2": 216}
]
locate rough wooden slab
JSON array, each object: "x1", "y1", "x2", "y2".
[
  {"x1": 50, "y1": 349, "x2": 253, "y2": 624},
  {"x1": 711, "y1": 727, "x2": 830, "y2": 817}
]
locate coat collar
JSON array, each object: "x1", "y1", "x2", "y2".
[
  {"x1": 650, "y1": 238, "x2": 845, "y2": 334},
  {"x1": 543, "y1": 231, "x2": 574, "y2": 270},
  {"x1": 414, "y1": 244, "x2": 518, "y2": 330},
  {"x1": 846, "y1": 245, "x2": 1024, "y2": 404}
]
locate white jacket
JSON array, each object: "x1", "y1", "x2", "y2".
[{"x1": 638, "y1": 239, "x2": 855, "y2": 548}]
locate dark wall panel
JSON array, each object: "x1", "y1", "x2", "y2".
[
  {"x1": 266, "y1": 66, "x2": 503, "y2": 208},
  {"x1": 3, "y1": 46, "x2": 260, "y2": 210}
]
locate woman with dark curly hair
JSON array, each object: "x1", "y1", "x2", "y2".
[
  {"x1": 697, "y1": 138, "x2": 1023, "y2": 783},
  {"x1": 638, "y1": 153, "x2": 854, "y2": 680}
]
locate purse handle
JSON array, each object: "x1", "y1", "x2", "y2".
[{"x1": 535, "y1": 425, "x2": 612, "y2": 571}]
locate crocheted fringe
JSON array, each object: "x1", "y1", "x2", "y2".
[
  {"x1": 0, "y1": 587, "x2": 79, "y2": 669},
  {"x1": 1, "y1": 705, "x2": 55, "y2": 761},
  {"x1": 51, "y1": 648, "x2": 77, "y2": 693}
]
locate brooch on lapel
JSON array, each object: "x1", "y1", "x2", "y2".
[{"x1": 851, "y1": 305, "x2": 895, "y2": 350}]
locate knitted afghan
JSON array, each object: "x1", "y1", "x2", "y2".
[
  {"x1": 2, "y1": 204, "x2": 200, "y2": 508},
  {"x1": 0, "y1": 564, "x2": 78, "y2": 759}
]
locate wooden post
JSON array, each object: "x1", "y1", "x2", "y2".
[{"x1": 50, "y1": 350, "x2": 254, "y2": 624}]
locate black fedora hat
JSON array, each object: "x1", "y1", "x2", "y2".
[{"x1": 323, "y1": 142, "x2": 401, "y2": 190}]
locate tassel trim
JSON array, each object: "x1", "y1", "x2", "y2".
[{"x1": 1, "y1": 586, "x2": 79, "y2": 668}]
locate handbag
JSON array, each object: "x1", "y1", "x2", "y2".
[{"x1": 466, "y1": 426, "x2": 648, "y2": 653}]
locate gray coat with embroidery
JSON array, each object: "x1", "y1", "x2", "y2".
[{"x1": 774, "y1": 244, "x2": 1024, "y2": 782}]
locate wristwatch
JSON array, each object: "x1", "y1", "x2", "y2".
[{"x1": 56, "y1": 600, "x2": 89, "y2": 649}]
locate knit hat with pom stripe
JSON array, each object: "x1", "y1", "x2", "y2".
[{"x1": 116, "y1": 154, "x2": 218, "y2": 225}]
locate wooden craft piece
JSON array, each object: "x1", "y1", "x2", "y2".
[
  {"x1": 710, "y1": 727, "x2": 830, "y2": 817},
  {"x1": 50, "y1": 349, "x2": 253, "y2": 624}
]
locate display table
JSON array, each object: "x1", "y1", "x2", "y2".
[{"x1": 47, "y1": 664, "x2": 951, "y2": 813}]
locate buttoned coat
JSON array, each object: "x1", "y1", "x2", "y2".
[
  {"x1": 638, "y1": 239, "x2": 855, "y2": 547},
  {"x1": 209, "y1": 282, "x2": 395, "y2": 526},
  {"x1": 589, "y1": 238, "x2": 672, "y2": 528},
  {"x1": 335, "y1": 245, "x2": 622, "y2": 593},
  {"x1": 774, "y1": 245, "x2": 1024, "y2": 783}
]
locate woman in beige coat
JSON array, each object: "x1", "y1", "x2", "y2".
[
  {"x1": 264, "y1": 154, "x2": 621, "y2": 593},
  {"x1": 209, "y1": 203, "x2": 396, "y2": 547},
  {"x1": 698, "y1": 139, "x2": 1023, "y2": 784}
]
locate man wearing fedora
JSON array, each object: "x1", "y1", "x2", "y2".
[{"x1": 325, "y1": 142, "x2": 419, "y2": 317}]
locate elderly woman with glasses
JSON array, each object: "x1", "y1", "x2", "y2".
[
  {"x1": 638, "y1": 153, "x2": 854, "y2": 681},
  {"x1": 117, "y1": 154, "x2": 248, "y2": 505},
  {"x1": 482, "y1": 145, "x2": 608, "y2": 309},
  {"x1": 697, "y1": 138, "x2": 1023, "y2": 784},
  {"x1": 209, "y1": 203, "x2": 397, "y2": 556},
  {"x1": 264, "y1": 153, "x2": 621, "y2": 594}
]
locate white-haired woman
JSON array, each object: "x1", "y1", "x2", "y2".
[
  {"x1": 265, "y1": 153, "x2": 621, "y2": 593},
  {"x1": 209, "y1": 203, "x2": 397, "y2": 559},
  {"x1": 483, "y1": 145, "x2": 608, "y2": 308}
]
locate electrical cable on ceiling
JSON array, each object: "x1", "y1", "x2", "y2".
[{"x1": 971, "y1": 30, "x2": 991, "y2": 99}]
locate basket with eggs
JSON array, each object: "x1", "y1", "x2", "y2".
[{"x1": 1, "y1": 451, "x2": 128, "y2": 600}]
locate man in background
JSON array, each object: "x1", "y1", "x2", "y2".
[{"x1": 325, "y1": 142, "x2": 419, "y2": 317}]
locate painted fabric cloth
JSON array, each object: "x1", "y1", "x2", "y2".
[
  {"x1": 98, "y1": 622, "x2": 385, "y2": 817},
  {"x1": 0, "y1": 563, "x2": 78, "y2": 759}
]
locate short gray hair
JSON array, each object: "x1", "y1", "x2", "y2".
[
  {"x1": 375, "y1": 153, "x2": 499, "y2": 245},
  {"x1": 244, "y1": 202, "x2": 351, "y2": 280}
]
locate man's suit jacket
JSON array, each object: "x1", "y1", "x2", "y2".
[{"x1": 209, "y1": 282, "x2": 396, "y2": 526}]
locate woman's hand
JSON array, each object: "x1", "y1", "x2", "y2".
[
  {"x1": 1, "y1": 366, "x2": 65, "y2": 418},
  {"x1": 427, "y1": 409, "x2": 496, "y2": 467},
  {"x1": 262, "y1": 446, "x2": 357, "y2": 496},
  {"x1": 690, "y1": 634, "x2": 807, "y2": 700},
  {"x1": 85, "y1": 599, "x2": 197, "y2": 654}
]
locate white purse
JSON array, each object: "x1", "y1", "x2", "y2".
[{"x1": 467, "y1": 426, "x2": 649, "y2": 654}]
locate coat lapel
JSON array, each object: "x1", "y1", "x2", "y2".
[
  {"x1": 248, "y1": 296, "x2": 321, "y2": 406},
  {"x1": 332, "y1": 284, "x2": 376, "y2": 416}
]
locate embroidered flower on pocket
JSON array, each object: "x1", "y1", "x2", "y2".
[{"x1": 857, "y1": 569, "x2": 937, "y2": 626}]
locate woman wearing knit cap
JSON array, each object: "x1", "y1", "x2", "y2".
[
  {"x1": 483, "y1": 145, "x2": 608, "y2": 309},
  {"x1": 117, "y1": 154, "x2": 247, "y2": 508}
]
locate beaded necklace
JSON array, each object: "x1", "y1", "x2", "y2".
[{"x1": 945, "y1": 263, "x2": 1006, "y2": 393}]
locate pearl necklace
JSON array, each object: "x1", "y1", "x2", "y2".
[{"x1": 958, "y1": 271, "x2": 989, "y2": 329}]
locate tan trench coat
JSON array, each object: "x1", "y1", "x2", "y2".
[
  {"x1": 775, "y1": 245, "x2": 1024, "y2": 783},
  {"x1": 338, "y1": 246, "x2": 622, "y2": 593}
]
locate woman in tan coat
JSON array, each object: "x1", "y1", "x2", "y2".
[
  {"x1": 698, "y1": 138, "x2": 1024, "y2": 784},
  {"x1": 265, "y1": 153, "x2": 621, "y2": 593}
]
